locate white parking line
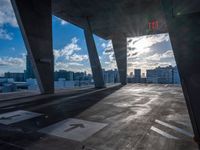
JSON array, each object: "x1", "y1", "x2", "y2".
[
  {"x1": 151, "y1": 126, "x2": 179, "y2": 140},
  {"x1": 175, "y1": 120, "x2": 191, "y2": 127},
  {"x1": 155, "y1": 119, "x2": 193, "y2": 137}
]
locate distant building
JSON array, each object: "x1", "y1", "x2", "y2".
[
  {"x1": 146, "y1": 69, "x2": 158, "y2": 83},
  {"x1": 26, "y1": 78, "x2": 38, "y2": 91},
  {"x1": 4, "y1": 72, "x2": 25, "y2": 82},
  {"x1": 0, "y1": 78, "x2": 17, "y2": 93},
  {"x1": 54, "y1": 78, "x2": 75, "y2": 89},
  {"x1": 146, "y1": 66, "x2": 179, "y2": 84},
  {"x1": 140, "y1": 77, "x2": 147, "y2": 83},
  {"x1": 73, "y1": 72, "x2": 85, "y2": 80},
  {"x1": 25, "y1": 54, "x2": 35, "y2": 79},
  {"x1": 1, "y1": 83, "x2": 17, "y2": 93},
  {"x1": 173, "y1": 66, "x2": 181, "y2": 84},
  {"x1": 54, "y1": 70, "x2": 74, "y2": 81},
  {"x1": 156, "y1": 66, "x2": 173, "y2": 84},
  {"x1": 102, "y1": 69, "x2": 119, "y2": 83},
  {"x1": 134, "y1": 69, "x2": 141, "y2": 83},
  {"x1": 127, "y1": 77, "x2": 132, "y2": 83},
  {"x1": 83, "y1": 73, "x2": 93, "y2": 81}
]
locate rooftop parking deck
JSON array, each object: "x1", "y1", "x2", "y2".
[{"x1": 0, "y1": 84, "x2": 198, "y2": 150}]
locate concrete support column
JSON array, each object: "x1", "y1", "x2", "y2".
[
  {"x1": 162, "y1": 0, "x2": 200, "y2": 142},
  {"x1": 11, "y1": 0, "x2": 54, "y2": 94},
  {"x1": 112, "y1": 36, "x2": 127, "y2": 85},
  {"x1": 84, "y1": 18, "x2": 105, "y2": 88}
]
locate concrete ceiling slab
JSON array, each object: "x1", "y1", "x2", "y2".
[{"x1": 52, "y1": 0, "x2": 168, "y2": 39}]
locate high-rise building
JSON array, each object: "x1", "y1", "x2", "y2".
[
  {"x1": 146, "y1": 69, "x2": 157, "y2": 83},
  {"x1": 4, "y1": 72, "x2": 25, "y2": 82},
  {"x1": 25, "y1": 54, "x2": 35, "y2": 79},
  {"x1": 54, "y1": 70, "x2": 74, "y2": 81},
  {"x1": 134, "y1": 69, "x2": 141, "y2": 83},
  {"x1": 156, "y1": 66, "x2": 173, "y2": 84},
  {"x1": 173, "y1": 66, "x2": 181, "y2": 84},
  {"x1": 146, "y1": 66, "x2": 179, "y2": 84},
  {"x1": 102, "y1": 69, "x2": 119, "y2": 83},
  {"x1": 73, "y1": 72, "x2": 85, "y2": 80}
]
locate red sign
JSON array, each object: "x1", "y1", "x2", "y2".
[{"x1": 148, "y1": 20, "x2": 158, "y2": 30}]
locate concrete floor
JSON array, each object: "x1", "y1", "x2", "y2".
[{"x1": 0, "y1": 84, "x2": 198, "y2": 150}]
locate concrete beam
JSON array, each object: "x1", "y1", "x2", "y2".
[
  {"x1": 112, "y1": 36, "x2": 127, "y2": 85},
  {"x1": 84, "y1": 18, "x2": 105, "y2": 88},
  {"x1": 162, "y1": 0, "x2": 200, "y2": 143},
  {"x1": 11, "y1": 0, "x2": 54, "y2": 94}
]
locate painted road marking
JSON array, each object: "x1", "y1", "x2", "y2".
[
  {"x1": 155, "y1": 119, "x2": 193, "y2": 137},
  {"x1": 175, "y1": 120, "x2": 191, "y2": 127},
  {"x1": 64, "y1": 123, "x2": 85, "y2": 132},
  {"x1": 39, "y1": 118, "x2": 107, "y2": 142},
  {"x1": 151, "y1": 126, "x2": 179, "y2": 140},
  {"x1": 0, "y1": 110, "x2": 42, "y2": 125}
]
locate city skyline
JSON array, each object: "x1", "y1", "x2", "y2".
[
  {"x1": 0, "y1": 0, "x2": 176, "y2": 76},
  {"x1": 2, "y1": 65, "x2": 179, "y2": 79},
  {"x1": 0, "y1": 65, "x2": 180, "y2": 93}
]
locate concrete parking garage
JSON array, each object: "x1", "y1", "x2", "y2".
[{"x1": 0, "y1": 84, "x2": 198, "y2": 150}]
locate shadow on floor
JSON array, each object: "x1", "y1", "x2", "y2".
[{"x1": 0, "y1": 85, "x2": 123, "y2": 149}]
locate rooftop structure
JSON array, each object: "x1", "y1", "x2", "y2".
[{"x1": 0, "y1": 0, "x2": 200, "y2": 149}]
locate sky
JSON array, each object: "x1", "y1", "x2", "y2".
[{"x1": 0, "y1": 0, "x2": 177, "y2": 76}]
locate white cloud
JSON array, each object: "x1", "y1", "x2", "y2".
[
  {"x1": 0, "y1": 0, "x2": 17, "y2": 40},
  {"x1": 54, "y1": 37, "x2": 91, "y2": 73},
  {"x1": 54, "y1": 37, "x2": 81, "y2": 61},
  {"x1": 90, "y1": 38, "x2": 118, "y2": 70},
  {"x1": 68, "y1": 62, "x2": 84, "y2": 66},
  {"x1": 100, "y1": 40, "x2": 117, "y2": 70},
  {"x1": 101, "y1": 42, "x2": 106, "y2": 48},
  {"x1": 55, "y1": 61, "x2": 90, "y2": 73},
  {"x1": 0, "y1": 0, "x2": 18, "y2": 27},
  {"x1": 161, "y1": 50, "x2": 174, "y2": 58},
  {"x1": 101, "y1": 40, "x2": 115, "y2": 61},
  {"x1": 54, "y1": 62, "x2": 68, "y2": 70},
  {"x1": 127, "y1": 34, "x2": 170, "y2": 60},
  {"x1": 127, "y1": 33, "x2": 176, "y2": 74},
  {"x1": 100, "y1": 33, "x2": 175, "y2": 74},
  {"x1": 60, "y1": 20, "x2": 68, "y2": 25},
  {"x1": 53, "y1": 50, "x2": 60, "y2": 61},
  {"x1": 0, "y1": 57, "x2": 24, "y2": 67},
  {"x1": 70, "y1": 54, "x2": 88, "y2": 62},
  {"x1": 53, "y1": 16, "x2": 69, "y2": 26},
  {"x1": 127, "y1": 33, "x2": 169, "y2": 50},
  {"x1": 0, "y1": 28, "x2": 13, "y2": 40},
  {"x1": 146, "y1": 53, "x2": 161, "y2": 61},
  {"x1": 102, "y1": 40, "x2": 113, "y2": 55}
]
